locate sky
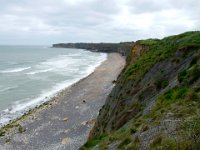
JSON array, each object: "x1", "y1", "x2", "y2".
[{"x1": 0, "y1": 0, "x2": 199, "y2": 45}]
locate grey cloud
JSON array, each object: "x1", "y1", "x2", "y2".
[{"x1": 0, "y1": 0, "x2": 199, "y2": 45}]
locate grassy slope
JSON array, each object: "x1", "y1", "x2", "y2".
[
  {"x1": 80, "y1": 31, "x2": 200, "y2": 150},
  {"x1": 124, "y1": 31, "x2": 200, "y2": 82}
]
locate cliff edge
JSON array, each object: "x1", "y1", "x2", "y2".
[
  {"x1": 52, "y1": 42, "x2": 133, "y2": 57},
  {"x1": 80, "y1": 31, "x2": 200, "y2": 150}
]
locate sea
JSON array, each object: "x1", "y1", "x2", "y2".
[{"x1": 0, "y1": 45, "x2": 107, "y2": 127}]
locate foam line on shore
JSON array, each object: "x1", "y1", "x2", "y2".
[{"x1": 0, "y1": 53, "x2": 107, "y2": 127}]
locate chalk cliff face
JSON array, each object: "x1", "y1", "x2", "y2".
[
  {"x1": 80, "y1": 31, "x2": 200, "y2": 150},
  {"x1": 52, "y1": 42, "x2": 133, "y2": 56}
]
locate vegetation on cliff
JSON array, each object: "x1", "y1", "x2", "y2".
[{"x1": 80, "y1": 31, "x2": 200, "y2": 150}]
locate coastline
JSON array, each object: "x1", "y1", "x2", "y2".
[
  {"x1": 0, "y1": 53, "x2": 125, "y2": 150},
  {"x1": 0, "y1": 50, "x2": 107, "y2": 128}
]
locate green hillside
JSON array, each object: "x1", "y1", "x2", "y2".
[{"x1": 80, "y1": 31, "x2": 200, "y2": 150}]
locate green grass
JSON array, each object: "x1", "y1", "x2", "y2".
[
  {"x1": 145, "y1": 83, "x2": 200, "y2": 148},
  {"x1": 124, "y1": 31, "x2": 200, "y2": 82},
  {"x1": 178, "y1": 69, "x2": 188, "y2": 83},
  {"x1": 147, "y1": 118, "x2": 200, "y2": 150},
  {"x1": 117, "y1": 137, "x2": 132, "y2": 149},
  {"x1": 81, "y1": 83, "x2": 199, "y2": 149},
  {"x1": 138, "y1": 39, "x2": 160, "y2": 46},
  {"x1": 79, "y1": 31, "x2": 200, "y2": 149},
  {"x1": 81, "y1": 77, "x2": 199, "y2": 150},
  {"x1": 148, "y1": 134, "x2": 177, "y2": 150},
  {"x1": 155, "y1": 79, "x2": 169, "y2": 90},
  {"x1": 150, "y1": 84, "x2": 199, "y2": 120},
  {"x1": 178, "y1": 64, "x2": 200, "y2": 84},
  {"x1": 189, "y1": 64, "x2": 200, "y2": 84},
  {"x1": 79, "y1": 134, "x2": 108, "y2": 150}
]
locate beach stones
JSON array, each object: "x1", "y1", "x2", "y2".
[
  {"x1": 81, "y1": 118, "x2": 96, "y2": 126},
  {"x1": 63, "y1": 129, "x2": 69, "y2": 134},
  {"x1": 81, "y1": 121, "x2": 87, "y2": 126},
  {"x1": 62, "y1": 117, "x2": 68, "y2": 122},
  {"x1": 61, "y1": 138, "x2": 71, "y2": 144}
]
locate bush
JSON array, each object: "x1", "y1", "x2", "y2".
[
  {"x1": 130, "y1": 128, "x2": 137, "y2": 134},
  {"x1": 83, "y1": 134, "x2": 107, "y2": 148},
  {"x1": 158, "y1": 86, "x2": 189, "y2": 105},
  {"x1": 190, "y1": 56, "x2": 198, "y2": 66},
  {"x1": 155, "y1": 79, "x2": 169, "y2": 90},
  {"x1": 178, "y1": 69, "x2": 188, "y2": 83},
  {"x1": 189, "y1": 65, "x2": 200, "y2": 84}
]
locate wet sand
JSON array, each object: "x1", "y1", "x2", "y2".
[{"x1": 0, "y1": 53, "x2": 125, "y2": 150}]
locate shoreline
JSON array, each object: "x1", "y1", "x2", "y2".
[
  {"x1": 0, "y1": 60, "x2": 105, "y2": 129},
  {"x1": 0, "y1": 52, "x2": 107, "y2": 128},
  {"x1": 0, "y1": 53, "x2": 125, "y2": 150}
]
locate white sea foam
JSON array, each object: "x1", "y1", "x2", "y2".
[
  {"x1": 10, "y1": 79, "x2": 80, "y2": 113},
  {"x1": 0, "y1": 86, "x2": 18, "y2": 92},
  {"x1": 0, "y1": 52, "x2": 107, "y2": 127},
  {"x1": 26, "y1": 55, "x2": 76, "y2": 75},
  {"x1": 0, "y1": 67, "x2": 31, "y2": 73},
  {"x1": 26, "y1": 69, "x2": 53, "y2": 75},
  {"x1": 39, "y1": 55, "x2": 74, "y2": 69}
]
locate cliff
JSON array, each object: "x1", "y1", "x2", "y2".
[
  {"x1": 52, "y1": 42, "x2": 133, "y2": 57},
  {"x1": 80, "y1": 31, "x2": 200, "y2": 149}
]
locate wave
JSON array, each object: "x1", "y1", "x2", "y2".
[
  {"x1": 26, "y1": 69, "x2": 53, "y2": 75},
  {"x1": 86, "y1": 53, "x2": 107, "y2": 75},
  {"x1": 0, "y1": 78, "x2": 81, "y2": 126},
  {"x1": 0, "y1": 52, "x2": 107, "y2": 127},
  {"x1": 25, "y1": 54, "x2": 77, "y2": 76},
  {"x1": 10, "y1": 79, "x2": 79, "y2": 113},
  {"x1": 0, "y1": 67, "x2": 31, "y2": 73},
  {"x1": 39, "y1": 55, "x2": 74, "y2": 69},
  {"x1": 0, "y1": 86, "x2": 18, "y2": 92}
]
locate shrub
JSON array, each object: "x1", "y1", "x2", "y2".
[
  {"x1": 156, "y1": 86, "x2": 189, "y2": 107},
  {"x1": 188, "y1": 65, "x2": 200, "y2": 84},
  {"x1": 83, "y1": 134, "x2": 107, "y2": 148},
  {"x1": 178, "y1": 69, "x2": 187, "y2": 83},
  {"x1": 190, "y1": 56, "x2": 198, "y2": 66},
  {"x1": 130, "y1": 128, "x2": 137, "y2": 134},
  {"x1": 155, "y1": 79, "x2": 169, "y2": 90},
  {"x1": 178, "y1": 64, "x2": 200, "y2": 85}
]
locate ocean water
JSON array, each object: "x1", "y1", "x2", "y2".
[{"x1": 0, "y1": 46, "x2": 107, "y2": 126}]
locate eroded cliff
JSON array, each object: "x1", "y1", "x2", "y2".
[{"x1": 80, "y1": 31, "x2": 200, "y2": 150}]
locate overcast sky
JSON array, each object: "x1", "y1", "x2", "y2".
[{"x1": 0, "y1": 0, "x2": 199, "y2": 45}]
